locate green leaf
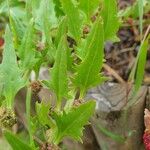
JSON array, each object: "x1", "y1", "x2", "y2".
[
  {"x1": 43, "y1": 0, "x2": 57, "y2": 56},
  {"x1": 74, "y1": 18, "x2": 104, "y2": 97},
  {"x1": 0, "y1": 26, "x2": 25, "y2": 108},
  {"x1": 9, "y1": 10, "x2": 25, "y2": 48},
  {"x1": 54, "y1": 17, "x2": 67, "y2": 48},
  {"x1": 118, "y1": 0, "x2": 149, "y2": 19},
  {"x1": 95, "y1": 122, "x2": 125, "y2": 143},
  {"x1": 4, "y1": 130, "x2": 33, "y2": 150},
  {"x1": 54, "y1": 17, "x2": 73, "y2": 70},
  {"x1": 51, "y1": 100, "x2": 96, "y2": 144},
  {"x1": 36, "y1": 0, "x2": 57, "y2": 63},
  {"x1": 60, "y1": 0, "x2": 82, "y2": 42},
  {"x1": 36, "y1": 102, "x2": 55, "y2": 128},
  {"x1": 53, "y1": 0, "x2": 64, "y2": 17},
  {"x1": 26, "y1": 88, "x2": 35, "y2": 146},
  {"x1": 132, "y1": 35, "x2": 149, "y2": 93},
  {"x1": 25, "y1": 0, "x2": 32, "y2": 20},
  {"x1": 101, "y1": 0, "x2": 119, "y2": 41},
  {"x1": 36, "y1": 0, "x2": 58, "y2": 30},
  {"x1": 79, "y1": 0, "x2": 100, "y2": 20},
  {"x1": 138, "y1": 0, "x2": 144, "y2": 38},
  {"x1": 118, "y1": 2, "x2": 138, "y2": 18},
  {"x1": 50, "y1": 36, "x2": 69, "y2": 103},
  {"x1": 19, "y1": 19, "x2": 38, "y2": 72},
  {"x1": 0, "y1": 0, "x2": 25, "y2": 17}
]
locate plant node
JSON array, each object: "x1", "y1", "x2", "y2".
[{"x1": 40, "y1": 143, "x2": 60, "y2": 150}]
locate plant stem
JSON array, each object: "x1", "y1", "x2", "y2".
[
  {"x1": 64, "y1": 89, "x2": 76, "y2": 112},
  {"x1": 7, "y1": 96, "x2": 12, "y2": 109},
  {"x1": 79, "y1": 89, "x2": 85, "y2": 99},
  {"x1": 129, "y1": 25, "x2": 150, "y2": 82},
  {"x1": 6, "y1": 93, "x2": 14, "y2": 109},
  {"x1": 56, "y1": 99, "x2": 61, "y2": 112},
  {"x1": 26, "y1": 87, "x2": 34, "y2": 147}
]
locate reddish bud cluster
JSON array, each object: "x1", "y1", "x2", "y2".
[
  {"x1": 143, "y1": 132, "x2": 150, "y2": 150},
  {"x1": 30, "y1": 80, "x2": 42, "y2": 94},
  {"x1": 143, "y1": 109, "x2": 150, "y2": 150},
  {"x1": 0, "y1": 38, "x2": 4, "y2": 47}
]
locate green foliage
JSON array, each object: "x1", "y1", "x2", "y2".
[
  {"x1": 9, "y1": 10, "x2": 25, "y2": 48},
  {"x1": 96, "y1": 122, "x2": 126, "y2": 143},
  {"x1": 50, "y1": 100, "x2": 96, "y2": 144},
  {"x1": 79, "y1": 0, "x2": 100, "y2": 20},
  {"x1": 101, "y1": 0, "x2": 120, "y2": 41},
  {"x1": 36, "y1": 102, "x2": 55, "y2": 128},
  {"x1": 74, "y1": 18, "x2": 105, "y2": 97},
  {"x1": 26, "y1": 88, "x2": 35, "y2": 146},
  {"x1": 130, "y1": 35, "x2": 149, "y2": 94},
  {"x1": 0, "y1": 0, "x2": 122, "y2": 148},
  {"x1": 60, "y1": 0, "x2": 82, "y2": 42},
  {"x1": 54, "y1": 18, "x2": 73, "y2": 70},
  {"x1": 50, "y1": 36, "x2": 69, "y2": 105},
  {"x1": 0, "y1": 26, "x2": 25, "y2": 108},
  {"x1": 118, "y1": 0, "x2": 150, "y2": 19},
  {"x1": 138, "y1": 0, "x2": 144, "y2": 38},
  {"x1": 54, "y1": 17, "x2": 67, "y2": 48},
  {"x1": 0, "y1": 0, "x2": 25, "y2": 17},
  {"x1": 41, "y1": 0, "x2": 57, "y2": 61},
  {"x1": 19, "y1": 19, "x2": 38, "y2": 72},
  {"x1": 4, "y1": 131, "x2": 33, "y2": 150},
  {"x1": 53, "y1": 0, "x2": 64, "y2": 17},
  {"x1": 36, "y1": 0, "x2": 57, "y2": 30}
]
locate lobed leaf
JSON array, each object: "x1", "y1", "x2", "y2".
[
  {"x1": 74, "y1": 18, "x2": 104, "y2": 97},
  {"x1": 54, "y1": 17, "x2": 73, "y2": 70},
  {"x1": 19, "y1": 19, "x2": 38, "y2": 72},
  {"x1": 101, "y1": 0, "x2": 120, "y2": 41},
  {"x1": 51, "y1": 100, "x2": 96, "y2": 144},
  {"x1": 50, "y1": 36, "x2": 69, "y2": 102},
  {"x1": 36, "y1": 102, "x2": 55, "y2": 127},
  {"x1": 60, "y1": 0, "x2": 82, "y2": 42},
  {"x1": 79, "y1": 0, "x2": 100, "y2": 20},
  {"x1": 54, "y1": 17, "x2": 67, "y2": 48},
  {"x1": 43, "y1": 0, "x2": 57, "y2": 56},
  {"x1": 9, "y1": 10, "x2": 25, "y2": 48},
  {"x1": 53, "y1": 0, "x2": 64, "y2": 17},
  {"x1": 36, "y1": 0, "x2": 58, "y2": 30},
  {"x1": 0, "y1": 26, "x2": 25, "y2": 108},
  {"x1": 37, "y1": 0, "x2": 57, "y2": 63}
]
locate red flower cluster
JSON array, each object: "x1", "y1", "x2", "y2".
[
  {"x1": 143, "y1": 109, "x2": 150, "y2": 150},
  {"x1": 143, "y1": 132, "x2": 150, "y2": 150},
  {"x1": 0, "y1": 38, "x2": 4, "y2": 47}
]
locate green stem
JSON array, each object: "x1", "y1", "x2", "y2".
[
  {"x1": 64, "y1": 89, "x2": 76, "y2": 112},
  {"x1": 23, "y1": 70, "x2": 31, "y2": 81},
  {"x1": 6, "y1": 93, "x2": 14, "y2": 109},
  {"x1": 79, "y1": 89, "x2": 85, "y2": 99},
  {"x1": 56, "y1": 99, "x2": 61, "y2": 112},
  {"x1": 6, "y1": 96, "x2": 12, "y2": 109},
  {"x1": 48, "y1": 116, "x2": 56, "y2": 128},
  {"x1": 26, "y1": 87, "x2": 34, "y2": 146}
]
